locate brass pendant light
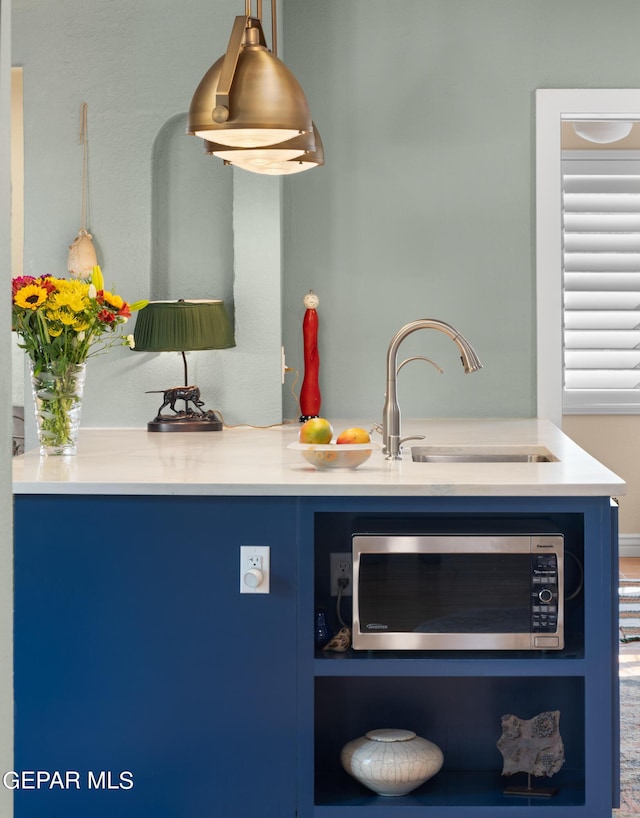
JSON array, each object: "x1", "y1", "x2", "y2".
[
  {"x1": 204, "y1": 122, "x2": 324, "y2": 175},
  {"x1": 187, "y1": 0, "x2": 313, "y2": 149},
  {"x1": 204, "y1": 130, "x2": 310, "y2": 165}
]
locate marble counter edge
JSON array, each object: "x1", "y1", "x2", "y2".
[
  {"x1": 12, "y1": 420, "x2": 627, "y2": 498},
  {"x1": 11, "y1": 481, "x2": 625, "y2": 497}
]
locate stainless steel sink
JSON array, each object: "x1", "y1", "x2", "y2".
[{"x1": 410, "y1": 446, "x2": 558, "y2": 463}]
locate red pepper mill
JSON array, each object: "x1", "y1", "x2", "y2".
[{"x1": 300, "y1": 290, "x2": 321, "y2": 422}]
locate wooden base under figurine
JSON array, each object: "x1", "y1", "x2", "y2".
[{"x1": 503, "y1": 773, "x2": 558, "y2": 798}]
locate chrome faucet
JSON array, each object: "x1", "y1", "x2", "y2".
[{"x1": 382, "y1": 319, "x2": 483, "y2": 460}]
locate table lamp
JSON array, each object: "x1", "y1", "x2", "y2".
[{"x1": 132, "y1": 299, "x2": 235, "y2": 432}]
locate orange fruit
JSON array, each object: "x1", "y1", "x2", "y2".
[
  {"x1": 299, "y1": 417, "x2": 333, "y2": 444},
  {"x1": 336, "y1": 427, "x2": 370, "y2": 444}
]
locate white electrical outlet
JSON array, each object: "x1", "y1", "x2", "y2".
[
  {"x1": 330, "y1": 552, "x2": 353, "y2": 596},
  {"x1": 240, "y1": 545, "x2": 270, "y2": 594}
]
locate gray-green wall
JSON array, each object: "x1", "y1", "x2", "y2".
[
  {"x1": 12, "y1": 0, "x2": 640, "y2": 432},
  {"x1": 282, "y1": 0, "x2": 640, "y2": 422},
  {"x1": 12, "y1": 0, "x2": 284, "y2": 437}
]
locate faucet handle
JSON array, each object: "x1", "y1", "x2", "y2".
[
  {"x1": 399, "y1": 435, "x2": 426, "y2": 449},
  {"x1": 369, "y1": 422, "x2": 383, "y2": 437},
  {"x1": 397, "y1": 356, "x2": 444, "y2": 375}
]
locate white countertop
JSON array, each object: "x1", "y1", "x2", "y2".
[{"x1": 12, "y1": 419, "x2": 626, "y2": 497}]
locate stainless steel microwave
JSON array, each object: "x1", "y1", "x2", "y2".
[{"x1": 352, "y1": 533, "x2": 564, "y2": 651}]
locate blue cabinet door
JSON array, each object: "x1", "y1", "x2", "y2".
[{"x1": 14, "y1": 494, "x2": 298, "y2": 818}]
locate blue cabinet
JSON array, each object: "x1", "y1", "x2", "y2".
[
  {"x1": 14, "y1": 492, "x2": 619, "y2": 817},
  {"x1": 299, "y1": 495, "x2": 619, "y2": 818},
  {"x1": 13, "y1": 495, "x2": 299, "y2": 818}
]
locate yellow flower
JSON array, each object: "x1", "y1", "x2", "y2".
[
  {"x1": 49, "y1": 280, "x2": 90, "y2": 314},
  {"x1": 44, "y1": 308, "x2": 64, "y2": 324},
  {"x1": 48, "y1": 325, "x2": 63, "y2": 337},
  {"x1": 58, "y1": 310, "x2": 77, "y2": 326},
  {"x1": 102, "y1": 290, "x2": 124, "y2": 311},
  {"x1": 91, "y1": 265, "x2": 105, "y2": 292},
  {"x1": 14, "y1": 284, "x2": 49, "y2": 310},
  {"x1": 73, "y1": 318, "x2": 90, "y2": 332}
]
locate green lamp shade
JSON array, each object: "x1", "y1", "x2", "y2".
[{"x1": 133, "y1": 300, "x2": 235, "y2": 352}]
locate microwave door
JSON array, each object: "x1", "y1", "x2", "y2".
[{"x1": 356, "y1": 553, "x2": 532, "y2": 649}]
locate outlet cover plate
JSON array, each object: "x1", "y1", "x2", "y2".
[
  {"x1": 330, "y1": 551, "x2": 353, "y2": 596},
  {"x1": 240, "y1": 545, "x2": 270, "y2": 594}
]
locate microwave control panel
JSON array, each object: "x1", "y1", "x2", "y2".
[{"x1": 531, "y1": 553, "x2": 559, "y2": 634}]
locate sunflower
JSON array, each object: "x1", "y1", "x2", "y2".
[{"x1": 14, "y1": 283, "x2": 49, "y2": 311}]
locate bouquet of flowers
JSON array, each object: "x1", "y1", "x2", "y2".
[
  {"x1": 12, "y1": 265, "x2": 147, "y2": 366},
  {"x1": 12, "y1": 265, "x2": 147, "y2": 454}
]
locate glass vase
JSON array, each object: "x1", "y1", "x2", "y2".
[{"x1": 29, "y1": 360, "x2": 87, "y2": 456}]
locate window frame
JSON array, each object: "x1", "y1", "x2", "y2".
[{"x1": 536, "y1": 89, "x2": 640, "y2": 426}]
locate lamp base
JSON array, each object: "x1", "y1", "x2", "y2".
[{"x1": 148, "y1": 410, "x2": 223, "y2": 433}]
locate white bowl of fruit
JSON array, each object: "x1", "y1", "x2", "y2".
[{"x1": 288, "y1": 419, "x2": 379, "y2": 470}]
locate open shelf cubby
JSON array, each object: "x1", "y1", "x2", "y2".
[
  {"x1": 308, "y1": 505, "x2": 603, "y2": 815},
  {"x1": 314, "y1": 675, "x2": 585, "y2": 810}
]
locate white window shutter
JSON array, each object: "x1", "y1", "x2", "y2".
[{"x1": 562, "y1": 152, "x2": 640, "y2": 412}]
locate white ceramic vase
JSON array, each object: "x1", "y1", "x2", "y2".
[{"x1": 340, "y1": 728, "x2": 444, "y2": 797}]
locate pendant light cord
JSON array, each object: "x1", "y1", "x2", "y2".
[
  {"x1": 79, "y1": 102, "x2": 89, "y2": 231},
  {"x1": 245, "y1": 0, "x2": 276, "y2": 55},
  {"x1": 268, "y1": 0, "x2": 277, "y2": 56}
]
